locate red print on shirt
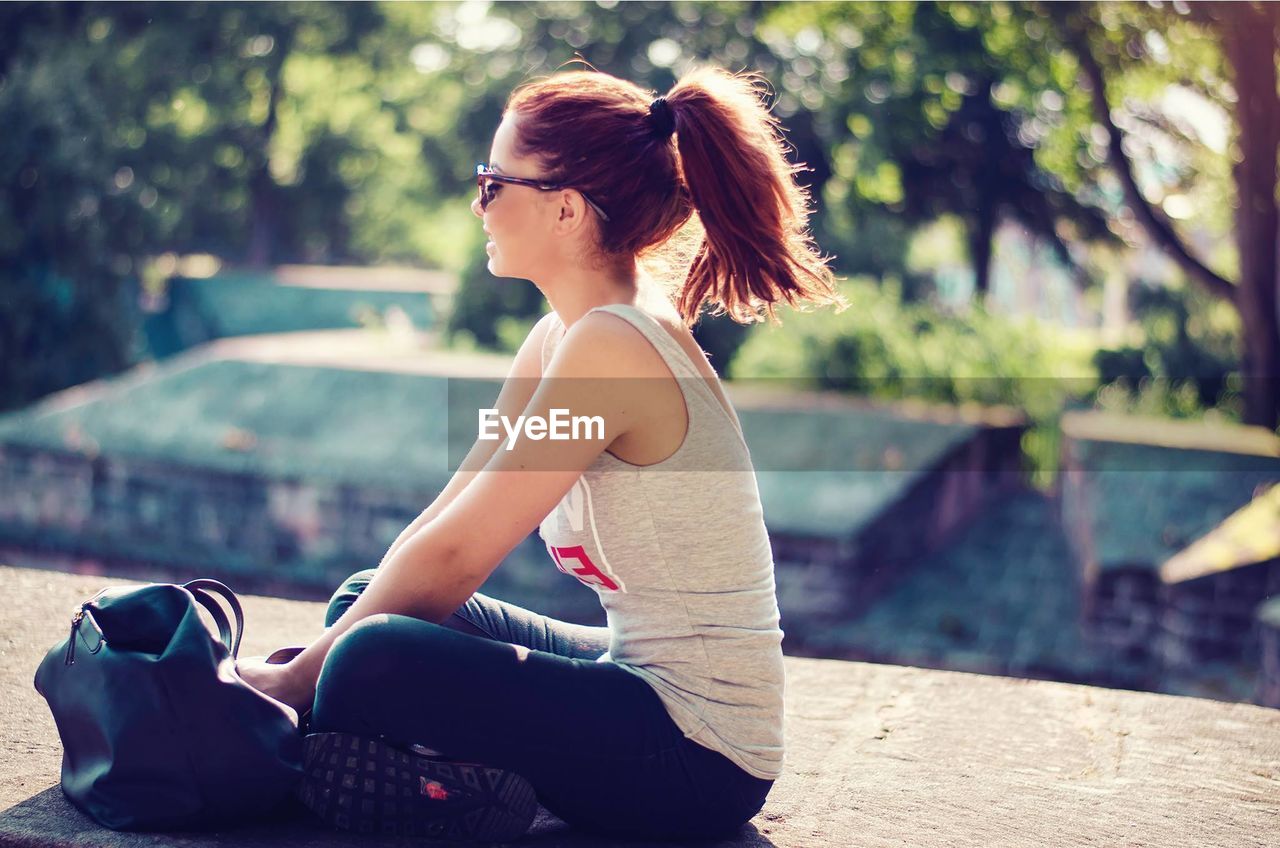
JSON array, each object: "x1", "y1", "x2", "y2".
[
  {"x1": 543, "y1": 477, "x2": 626, "y2": 592},
  {"x1": 548, "y1": 544, "x2": 622, "y2": 592}
]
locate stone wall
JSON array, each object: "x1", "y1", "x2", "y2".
[
  {"x1": 143, "y1": 272, "x2": 438, "y2": 359},
  {"x1": 1055, "y1": 410, "x2": 1280, "y2": 707},
  {"x1": 1258, "y1": 598, "x2": 1280, "y2": 708},
  {"x1": 9, "y1": 561, "x2": 1280, "y2": 847},
  {"x1": 772, "y1": 424, "x2": 1027, "y2": 650},
  {"x1": 1058, "y1": 412, "x2": 1280, "y2": 675},
  {"x1": 1157, "y1": 559, "x2": 1280, "y2": 672},
  {"x1": 0, "y1": 442, "x2": 434, "y2": 596},
  {"x1": 1085, "y1": 568, "x2": 1161, "y2": 666},
  {"x1": 0, "y1": 420, "x2": 1029, "y2": 638}
]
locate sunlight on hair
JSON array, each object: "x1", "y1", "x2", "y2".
[{"x1": 638, "y1": 212, "x2": 705, "y2": 304}]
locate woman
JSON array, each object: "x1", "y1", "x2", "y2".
[{"x1": 238, "y1": 62, "x2": 845, "y2": 842}]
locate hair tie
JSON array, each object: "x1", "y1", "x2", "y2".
[{"x1": 648, "y1": 96, "x2": 675, "y2": 140}]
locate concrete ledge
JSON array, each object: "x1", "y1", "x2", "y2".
[{"x1": 2, "y1": 564, "x2": 1278, "y2": 847}]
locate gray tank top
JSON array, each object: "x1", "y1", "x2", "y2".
[{"x1": 538, "y1": 303, "x2": 786, "y2": 781}]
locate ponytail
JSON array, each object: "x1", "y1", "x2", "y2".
[
  {"x1": 665, "y1": 65, "x2": 848, "y2": 325},
  {"x1": 506, "y1": 63, "x2": 847, "y2": 326}
]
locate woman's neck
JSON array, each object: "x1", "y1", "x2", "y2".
[{"x1": 541, "y1": 264, "x2": 669, "y2": 329}]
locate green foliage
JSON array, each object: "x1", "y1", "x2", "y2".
[
  {"x1": 445, "y1": 250, "x2": 546, "y2": 352},
  {"x1": 2, "y1": 0, "x2": 1264, "y2": 431},
  {"x1": 732, "y1": 276, "x2": 1098, "y2": 485},
  {"x1": 1091, "y1": 281, "x2": 1241, "y2": 421},
  {"x1": 0, "y1": 24, "x2": 154, "y2": 411},
  {"x1": 735, "y1": 277, "x2": 1089, "y2": 415},
  {"x1": 0, "y1": 2, "x2": 393, "y2": 409}
]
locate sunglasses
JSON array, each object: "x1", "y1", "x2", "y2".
[{"x1": 475, "y1": 163, "x2": 611, "y2": 222}]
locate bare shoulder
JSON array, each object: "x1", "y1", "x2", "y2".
[{"x1": 550, "y1": 309, "x2": 664, "y2": 380}]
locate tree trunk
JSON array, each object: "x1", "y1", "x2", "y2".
[
  {"x1": 1059, "y1": 4, "x2": 1278, "y2": 430},
  {"x1": 1222, "y1": 3, "x2": 1280, "y2": 430},
  {"x1": 969, "y1": 206, "x2": 996, "y2": 301},
  {"x1": 246, "y1": 38, "x2": 289, "y2": 269}
]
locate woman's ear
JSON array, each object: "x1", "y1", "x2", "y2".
[{"x1": 552, "y1": 190, "x2": 588, "y2": 233}]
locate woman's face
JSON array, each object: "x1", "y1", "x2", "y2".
[{"x1": 470, "y1": 112, "x2": 556, "y2": 281}]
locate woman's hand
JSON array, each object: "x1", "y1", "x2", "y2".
[{"x1": 236, "y1": 655, "x2": 315, "y2": 718}]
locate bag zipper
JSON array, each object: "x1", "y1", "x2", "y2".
[
  {"x1": 64, "y1": 606, "x2": 106, "y2": 666},
  {"x1": 63, "y1": 612, "x2": 82, "y2": 666}
]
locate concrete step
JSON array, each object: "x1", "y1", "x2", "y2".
[{"x1": 2, "y1": 564, "x2": 1277, "y2": 847}]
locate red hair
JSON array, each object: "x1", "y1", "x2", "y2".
[{"x1": 505, "y1": 62, "x2": 848, "y2": 327}]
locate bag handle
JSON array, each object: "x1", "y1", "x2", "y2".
[
  {"x1": 182, "y1": 579, "x2": 245, "y2": 659},
  {"x1": 190, "y1": 588, "x2": 234, "y2": 654}
]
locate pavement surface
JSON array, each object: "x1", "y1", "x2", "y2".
[{"x1": 2, "y1": 564, "x2": 1278, "y2": 847}]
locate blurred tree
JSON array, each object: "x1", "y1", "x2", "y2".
[
  {"x1": 131, "y1": 2, "x2": 387, "y2": 265},
  {"x1": 0, "y1": 2, "x2": 394, "y2": 410},
  {"x1": 1045, "y1": 0, "x2": 1278, "y2": 429},
  {"x1": 898, "y1": 6, "x2": 1115, "y2": 299},
  {"x1": 1, "y1": 3, "x2": 156, "y2": 411},
  {"x1": 765, "y1": 2, "x2": 1117, "y2": 303},
  {"x1": 1093, "y1": 281, "x2": 1237, "y2": 413},
  {"x1": 4, "y1": 0, "x2": 1270, "y2": 427},
  {"x1": 432, "y1": 1, "x2": 1092, "y2": 362}
]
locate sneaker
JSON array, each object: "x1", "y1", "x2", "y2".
[{"x1": 297, "y1": 732, "x2": 537, "y2": 841}]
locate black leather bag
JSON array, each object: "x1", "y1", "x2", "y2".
[{"x1": 33, "y1": 579, "x2": 304, "y2": 830}]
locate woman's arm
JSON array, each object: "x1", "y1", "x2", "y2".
[
  {"x1": 237, "y1": 311, "x2": 643, "y2": 712},
  {"x1": 372, "y1": 312, "x2": 559, "y2": 568},
  {"x1": 238, "y1": 312, "x2": 563, "y2": 712},
  {"x1": 270, "y1": 523, "x2": 471, "y2": 706},
  {"x1": 372, "y1": 440, "x2": 491, "y2": 569},
  {"x1": 235, "y1": 518, "x2": 472, "y2": 713}
]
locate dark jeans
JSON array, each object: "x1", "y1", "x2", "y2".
[{"x1": 310, "y1": 568, "x2": 775, "y2": 841}]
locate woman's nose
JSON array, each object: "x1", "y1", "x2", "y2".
[{"x1": 470, "y1": 196, "x2": 483, "y2": 218}]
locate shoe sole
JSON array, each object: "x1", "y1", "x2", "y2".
[{"x1": 297, "y1": 732, "x2": 537, "y2": 841}]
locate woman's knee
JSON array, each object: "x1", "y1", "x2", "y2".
[
  {"x1": 318, "y1": 614, "x2": 413, "y2": 684},
  {"x1": 312, "y1": 614, "x2": 414, "y2": 727},
  {"x1": 316, "y1": 613, "x2": 478, "y2": 694},
  {"x1": 310, "y1": 614, "x2": 479, "y2": 733},
  {"x1": 323, "y1": 567, "x2": 378, "y2": 628}
]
